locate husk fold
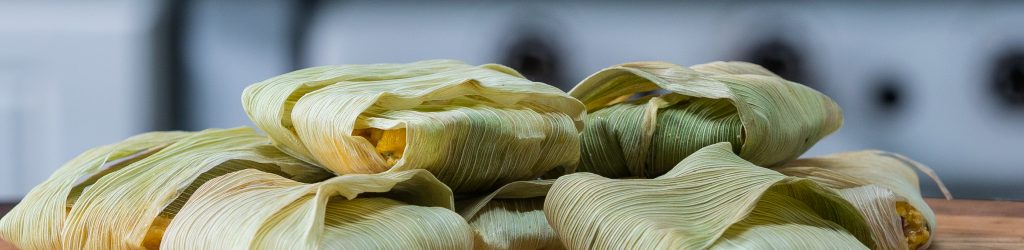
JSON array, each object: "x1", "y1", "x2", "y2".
[
  {"x1": 242, "y1": 60, "x2": 585, "y2": 193},
  {"x1": 457, "y1": 180, "x2": 561, "y2": 250},
  {"x1": 570, "y1": 61, "x2": 843, "y2": 178},
  {"x1": 161, "y1": 169, "x2": 472, "y2": 250},
  {"x1": 544, "y1": 143, "x2": 874, "y2": 250}
]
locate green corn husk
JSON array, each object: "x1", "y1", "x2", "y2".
[
  {"x1": 242, "y1": 60, "x2": 585, "y2": 194},
  {"x1": 774, "y1": 151, "x2": 952, "y2": 250},
  {"x1": 570, "y1": 61, "x2": 843, "y2": 178},
  {"x1": 0, "y1": 128, "x2": 335, "y2": 249},
  {"x1": 457, "y1": 180, "x2": 561, "y2": 250},
  {"x1": 544, "y1": 143, "x2": 874, "y2": 250},
  {"x1": 161, "y1": 169, "x2": 472, "y2": 249}
]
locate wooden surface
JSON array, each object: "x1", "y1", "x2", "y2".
[
  {"x1": 928, "y1": 198, "x2": 1024, "y2": 249},
  {"x1": 2, "y1": 199, "x2": 1023, "y2": 249},
  {"x1": 0, "y1": 203, "x2": 13, "y2": 250}
]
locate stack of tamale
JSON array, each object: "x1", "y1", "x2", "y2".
[{"x1": 0, "y1": 60, "x2": 948, "y2": 250}]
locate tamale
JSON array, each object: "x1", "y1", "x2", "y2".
[
  {"x1": 242, "y1": 60, "x2": 585, "y2": 193},
  {"x1": 774, "y1": 151, "x2": 952, "y2": 250},
  {"x1": 161, "y1": 169, "x2": 472, "y2": 249},
  {"x1": 0, "y1": 127, "x2": 334, "y2": 249},
  {"x1": 544, "y1": 143, "x2": 874, "y2": 249},
  {"x1": 570, "y1": 61, "x2": 842, "y2": 178},
  {"x1": 0, "y1": 131, "x2": 190, "y2": 249},
  {"x1": 457, "y1": 180, "x2": 560, "y2": 250}
]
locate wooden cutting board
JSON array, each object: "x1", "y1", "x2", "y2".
[{"x1": 2, "y1": 199, "x2": 1023, "y2": 249}]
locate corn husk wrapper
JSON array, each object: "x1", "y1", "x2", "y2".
[
  {"x1": 545, "y1": 143, "x2": 874, "y2": 249},
  {"x1": 2, "y1": 127, "x2": 334, "y2": 249},
  {"x1": 774, "y1": 151, "x2": 952, "y2": 250},
  {"x1": 457, "y1": 180, "x2": 561, "y2": 250},
  {"x1": 242, "y1": 60, "x2": 585, "y2": 193},
  {"x1": 569, "y1": 61, "x2": 842, "y2": 178},
  {"x1": 161, "y1": 169, "x2": 472, "y2": 249},
  {"x1": 0, "y1": 131, "x2": 190, "y2": 249}
]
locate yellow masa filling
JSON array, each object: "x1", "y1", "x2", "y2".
[
  {"x1": 353, "y1": 128, "x2": 407, "y2": 166},
  {"x1": 896, "y1": 201, "x2": 929, "y2": 250},
  {"x1": 63, "y1": 207, "x2": 169, "y2": 249},
  {"x1": 141, "y1": 216, "x2": 171, "y2": 249}
]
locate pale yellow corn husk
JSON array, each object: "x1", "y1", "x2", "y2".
[
  {"x1": 242, "y1": 60, "x2": 585, "y2": 193},
  {"x1": 570, "y1": 61, "x2": 842, "y2": 178},
  {"x1": 457, "y1": 180, "x2": 561, "y2": 250},
  {"x1": 774, "y1": 151, "x2": 952, "y2": 250},
  {"x1": 161, "y1": 169, "x2": 472, "y2": 249},
  {"x1": 0, "y1": 131, "x2": 190, "y2": 250},
  {"x1": 544, "y1": 143, "x2": 874, "y2": 250},
  {"x1": 1, "y1": 127, "x2": 334, "y2": 249}
]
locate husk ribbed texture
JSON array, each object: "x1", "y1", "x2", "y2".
[
  {"x1": 545, "y1": 143, "x2": 874, "y2": 250},
  {"x1": 570, "y1": 61, "x2": 843, "y2": 178},
  {"x1": 774, "y1": 151, "x2": 952, "y2": 250},
  {"x1": 242, "y1": 60, "x2": 585, "y2": 193}
]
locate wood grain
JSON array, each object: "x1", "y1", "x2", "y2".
[
  {"x1": 1, "y1": 199, "x2": 1022, "y2": 249},
  {"x1": 928, "y1": 198, "x2": 1024, "y2": 250}
]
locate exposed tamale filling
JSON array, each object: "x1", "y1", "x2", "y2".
[
  {"x1": 65, "y1": 206, "x2": 170, "y2": 249},
  {"x1": 141, "y1": 216, "x2": 171, "y2": 249},
  {"x1": 354, "y1": 128, "x2": 407, "y2": 166},
  {"x1": 897, "y1": 201, "x2": 929, "y2": 250}
]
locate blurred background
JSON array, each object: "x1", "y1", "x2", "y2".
[{"x1": 1, "y1": 0, "x2": 1022, "y2": 207}]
